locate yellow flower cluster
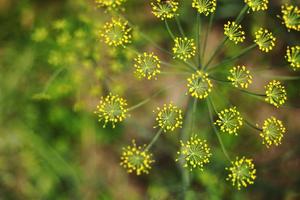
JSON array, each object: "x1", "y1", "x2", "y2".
[
  {"x1": 227, "y1": 65, "x2": 253, "y2": 88},
  {"x1": 192, "y1": 0, "x2": 217, "y2": 16},
  {"x1": 226, "y1": 157, "x2": 256, "y2": 190},
  {"x1": 151, "y1": 0, "x2": 179, "y2": 20},
  {"x1": 260, "y1": 117, "x2": 286, "y2": 148},
  {"x1": 95, "y1": 0, "x2": 126, "y2": 11},
  {"x1": 95, "y1": 93, "x2": 128, "y2": 128},
  {"x1": 281, "y1": 4, "x2": 300, "y2": 32},
  {"x1": 265, "y1": 80, "x2": 287, "y2": 108},
  {"x1": 155, "y1": 103, "x2": 183, "y2": 132},
  {"x1": 286, "y1": 46, "x2": 300, "y2": 71},
  {"x1": 134, "y1": 52, "x2": 161, "y2": 80},
  {"x1": 254, "y1": 28, "x2": 276, "y2": 53},
  {"x1": 32, "y1": 27, "x2": 48, "y2": 42},
  {"x1": 224, "y1": 21, "x2": 245, "y2": 44},
  {"x1": 172, "y1": 37, "x2": 196, "y2": 61},
  {"x1": 120, "y1": 140, "x2": 154, "y2": 175},
  {"x1": 100, "y1": 18, "x2": 132, "y2": 47},
  {"x1": 244, "y1": 0, "x2": 268, "y2": 12},
  {"x1": 176, "y1": 136, "x2": 212, "y2": 171},
  {"x1": 215, "y1": 107, "x2": 243, "y2": 135},
  {"x1": 187, "y1": 71, "x2": 213, "y2": 99}
]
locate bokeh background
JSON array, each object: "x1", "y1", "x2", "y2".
[{"x1": 0, "y1": 0, "x2": 300, "y2": 199}]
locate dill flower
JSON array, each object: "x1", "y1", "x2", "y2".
[
  {"x1": 215, "y1": 107, "x2": 243, "y2": 135},
  {"x1": 254, "y1": 28, "x2": 276, "y2": 53},
  {"x1": 95, "y1": 93, "x2": 128, "y2": 128},
  {"x1": 134, "y1": 52, "x2": 161, "y2": 80},
  {"x1": 32, "y1": 27, "x2": 48, "y2": 42},
  {"x1": 280, "y1": 4, "x2": 300, "y2": 32},
  {"x1": 227, "y1": 65, "x2": 253, "y2": 88},
  {"x1": 260, "y1": 117, "x2": 286, "y2": 148},
  {"x1": 176, "y1": 136, "x2": 212, "y2": 171},
  {"x1": 187, "y1": 71, "x2": 213, "y2": 99},
  {"x1": 155, "y1": 103, "x2": 183, "y2": 132},
  {"x1": 52, "y1": 19, "x2": 68, "y2": 30},
  {"x1": 244, "y1": 0, "x2": 268, "y2": 12},
  {"x1": 192, "y1": 0, "x2": 217, "y2": 16},
  {"x1": 224, "y1": 21, "x2": 245, "y2": 44},
  {"x1": 151, "y1": 0, "x2": 179, "y2": 20},
  {"x1": 265, "y1": 80, "x2": 287, "y2": 108},
  {"x1": 99, "y1": 18, "x2": 132, "y2": 47},
  {"x1": 226, "y1": 157, "x2": 256, "y2": 190},
  {"x1": 286, "y1": 46, "x2": 300, "y2": 70},
  {"x1": 95, "y1": 0, "x2": 126, "y2": 11},
  {"x1": 120, "y1": 140, "x2": 154, "y2": 175},
  {"x1": 172, "y1": 37, "x2": 196, "y2": 61}
]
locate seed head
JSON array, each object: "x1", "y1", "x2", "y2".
[
  {"x1": 265, "y1": 80, "x2": 287, "y2": 108},
  {"x1": 215, "y1": 107, "x2": 243, "y2": 135},
  {"x1": 172, "y1": 37, "x2": 196, "y2": 61},
  {"x1": 227, "y1": 65, "x2": 253, "y2": 89},
  {"x1": 155, "y1": 103, "x2": 183, "y2": 132},
  {"x1": 134, "y1": 52, "x2": 161, "y2": 80},
  {"x1": 151, "y1": 0, "x2": 179, "y2": 20},
  {"x1": 280, "y1": 4, "x2": 300, "y2": 32},
  {"x1": 286, "y1": 46, "x2": 300, "y2": 71},
  {"x1": 95, "y1": 0, "x2": 126, "y2": 11},
  {"x1": 187, "y1": 71, "x2": 213, "y2": 99},
  {"x1": 224, "y1": 21, "x2": 245, "y2": 44},
  {"x1": 254, "y1": 28, "x2": 276, "y2": 53},
  {"x1": 192, "y1": 0, "x2": 217, "y2": 16},
  {"x1": 244, "y1": 0, "x2": 268, "y2": 12}
]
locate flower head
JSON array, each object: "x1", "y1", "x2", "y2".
[
  {"x1": 226, "y1": 157, "x2": 256, "y2": 190},
  {"x1": 99, "y1": 18, "x2": 132, "y2": 47},
  {"x1": 286, "y1": 46, "x2": 300, "y2": 70},
  {"x1": 224, "y1": 21, "x2": 245, "y2": 44},
  {"x1": 120, "y1": 140, "x2": 154, "y2": 175},
  {"x1": 95, "y1": 94, "x2": 128, "y2": 128},
  {"x1": 95, "y1": 0, "x2": 126, "y2": 11},
  {"x1": 151, "y1": 0, "x2": 179, "y2": 20},
  {"x1": 244, "y1": 0, "x2": 268, "y2": 12},
  {"x1": 215, "y1": 107, "x2": 243, "y2": 135},
  {"x1": 280, "y1": 4, "x2": 300, "y2": 32},
  {"x1": 265, "y1": 80, "x2": 287, "y2": 108},
  {"x1": 227, "y1": 65, "x2": 253, "y2": 88},
  {"x1": 254, "y1": 28, "x2": 276, "y2": 53},
  {"x1": 155, "y1": 103, "x2": 183, "y2": 132},
  {"x1": 187, "y1": 71, "x2": 213, "y2": 99},
  {"x1": 260, "y1": 117, "x2": 286, "y2": 148},
  {"x1": 192, "y1": 0, "x2": 217, "y2": 16},
  {"x1": 32, "y1": 27, "x2": 48, "y2": 42},
  {"x1": 172, "y1": 37, "x2": 196, "y2": 61},
  {"x1": 134, "y1": 52, "x2": 161, "y2": 80},
  {"x1": 176, "y1": 136, "x2": 212, "y2": 171}
]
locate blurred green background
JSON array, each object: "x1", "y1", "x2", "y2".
[{"x1": 0, "y1": 0, "x2": 300, "y2": 199}]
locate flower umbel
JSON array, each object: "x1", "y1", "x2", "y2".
[
  {"x1": 172, "y1": 37, "x2": 196, "y2": 61},
  {"x1": 151, "y1": 0, "x2": 179, "y2": 20},
  {"x1": 215, "y1": 107, "x2": 243, "y2": 135},
  {"x1": 244, "y1": 0, "x2": 268, "y2": 12},
  {"x1": 286, "y1": 46, "x2": 300, "y2": 71},
  {"x1": 99, "y1": 18, "x2": 132, "y2": 47},
  {"x1": 95, "y1": 94, "x2": 128, "y2": 128},
  {"x1": 226, "y1": 157, "x2": 256, "y2": 190},
  {"x1": 192, "y1": 0, "x2": 217, "y2": 16},
  {"x1": 254, "y1": 28, "x2": 276, "y2": 53},
  {"x1": 176, "y1": 136, "x2": 212, "y2": 171},
  {"x1": 95, "y1": 0, "x2": 126, "y2": 11},
  {"x1": 134, "y1": 52, "x2": 161, "y2": 80},
  {"x1": 260, "y1": 116, "x2": 286, "y2": 148},
  {"x1": 120, "y1": 140, "x2": 154, "y2": 175},
  {"x1": 265, "y1": 80, "x2": 287, "y2": 108},
  {"x1": 227, "y1": 65, "x2": 253, "y2": 88},
  {"x1": 280, "y1": 4, "x2": 300, "y2": 32},
  {"x1": 155, "y1": 103, "x2": 183, "y2": 132},
  {"x1": 187, "y1": 71, "x2": 213, "y2": 99},
  {"x1": 224, "y1": 21, "x2": 245, "y2": 44},
  {"x1": 32, "y1": 28, "x2": 48, "y2": 42}
]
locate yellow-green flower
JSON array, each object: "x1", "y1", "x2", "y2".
[
  {"x1": 151, "y1": 0, "x2": 179, "y2": 20},
  {"x1": 286, "y1": 46, "x2": 300, "y2": 70},
  {"x1": 192, "y1": 0, "x2": 217, "y2": 16},
  {"x1": 120, "y1": 140, "x2": 154, "y2": 175},
  {"x1": 265, "y1": 80, "x2": 287, "y2": 108},
  {"x1": 254, "y1": 28, "x2": 276, "y2": 53},
  {"x1": 95, "y1": 0, "x2": 126, "y2": 11},
  {"x1": 226, "y1": 157, "x2": 256, "y2": 190},
  {"x1": 134, "y1": 52, "x2": 161, "y2": 80},
  {"x1": 95, "y1": 93, "x2": 128, "y2": 128},
  {"x1": 99, "y1": 18, "x2": 132, "y2": 47},
  {"x1": 244, "y1": 0, "x2": 268, "y2": 12},
  {"x1": 280, "y1": 4, "x2": 300, "y2": 32},
  {"x1": 215, "y1": 107, "x2": 243, "y2": 135},
  {"x1": 224, "y1": 21, "x2": 245, "y2": 44},
  {"x1": 155, "y1": 103, "x2": 183, "y2": 132},
  {"x1": 56, "y1": 32, "x2": 71, "y2": 46},
  {"x1": 187, "y1": 71, "x2": 213, "y2": 99},
  {"x1": 172, "y1": 37, "x2": 196, "y2": 61},
  {"x1": 176, "y1": 136, "x2": 212, "y2": 171},
  {"x1": 52, "y1": 19, "x2": 68, "y2": 30},
  {"x1": 260, "y1": 117, "x2": 286, "y2": 148},
  {"x1": 32, "y1": 27, "x2": 48, "y2": 42},
  {"x1": 227, "y1": 65, "x2": 253, "y2": 88}
]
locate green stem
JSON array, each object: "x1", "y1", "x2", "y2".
[
  {"x1": 244, "y1": 119, "x2": 262, "y2": 132},
  {"x1": 203, "y1": 37, "x2": 228, "y2": 70},
  {"x1": 235, "y1": 5, "x2": 249, "y2": 24},
  {"x1": 42, "y1": 67, "x2": 66, "y2": 94},
  {"x1": 165, "y1": 20, "x2": 175, "y2": 40},
  {"x1": 196, "y1": 12, "x2": 201, "y2": 68},
  {"x1": 201, "y1": 13, "x2": 214, "y2": 63},
  {"x1": 145, "y1": 128, "x2": 163, "y2": 151},
  {"x1": 191, "y1": 98, "x2": 198, "y2": 133},
  {"x1": 175, "y1": 16, "x2": 185, "y2": 37}
]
